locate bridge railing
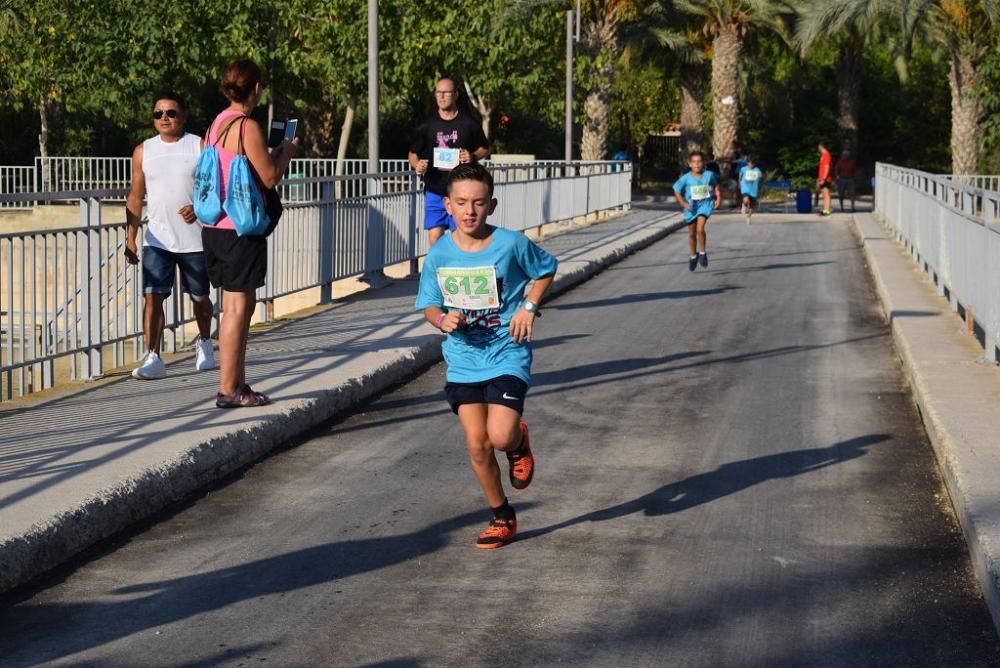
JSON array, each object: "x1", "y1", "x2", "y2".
[
  {"x1": 0, "y1": 160, "x2": 631, "y2": 401},
  {"x1": 875, "y1": 162, "x2": 1000, "y2": 361}
]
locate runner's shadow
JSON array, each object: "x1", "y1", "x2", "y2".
[{"x1": 517, "y1": 434, "x2": 890, "y2": 542}]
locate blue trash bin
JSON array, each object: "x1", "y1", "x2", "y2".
[{"x1": 796, "y1": 189, "x2": 813, "y2": 214}]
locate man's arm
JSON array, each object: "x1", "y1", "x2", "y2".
[{"x1": 124, "y1": 144, "x2": 145, "y2": 265}]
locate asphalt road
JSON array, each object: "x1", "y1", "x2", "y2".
[{"x1": 2, "y1": 211, "x2": 998, "y2": 667}]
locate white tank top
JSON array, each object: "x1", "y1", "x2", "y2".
[{"x1": 141, "y1": 133, "x2": 203, "y2": 253}]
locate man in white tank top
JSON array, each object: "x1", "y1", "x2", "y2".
[{"x1": 125, "y1": 92, "x2": 216, "y2": 379}]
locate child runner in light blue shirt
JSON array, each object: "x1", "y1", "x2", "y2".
[
  {"x1": 673, "y1": 151, "x2": 721, "y2": 271},
  {"x1": 416, "y1": 163, "x2": 558, "y2": 549},
  {"x1": 739, "y1": 156, "x2": 763, "y2": 225}
]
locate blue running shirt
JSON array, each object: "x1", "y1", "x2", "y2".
[
  {"x1": 416, "y1": 227, "x2": 559, "y2": 385},
  {"x1": 739, "y1": 166, "x2": 763, "y2": 198},
  {"x1": 673, "y1": 171, "x2": 718, "y2": 222}
]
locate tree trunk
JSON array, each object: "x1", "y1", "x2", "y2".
[
  {"x1": 38, "y1": 98, "x2": 50, "y2": 192},
  {"x1": 334, "y1": 97, "x2": 356, "y2": 199},
  {"x1": 948, "y1": 47, "x2": 980, "y2": 175},
  {"x1": 710, "y1": 29, "x2": 741, "y2": 160},
  {"x1": 462, "y1": 80, "x2": 493, "y2": 141},
  {"x1": 836, "y1": 36, "x2": 862, "y2": 156},
  {"x1": 580, "y1": 13, "x2": 619, "y2": 161},
  {"x1": 679, "y1": 61, "x2": 706, "y2": 163}
]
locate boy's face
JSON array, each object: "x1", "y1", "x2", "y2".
[
  {"x1": 689, "y1": 155, "x2": 703, "y2": 173},
  {"x1": 445, "y1": 179, "x2": 497, "y2": 236}
]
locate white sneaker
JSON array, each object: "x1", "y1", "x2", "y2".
[
  {"x1": 132, "y1": 351, "x2": 166, "y2": 380},
  {"x1": 195, "y1": 338, "x2": 217, "y2": 371}
]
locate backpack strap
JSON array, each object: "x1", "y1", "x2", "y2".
[
  {"x1": 214, "y1": 114, "x2": 246, "y2": 148},
  {"x1": 236, "y1": 117, "x2": 249, "y2": 156}
]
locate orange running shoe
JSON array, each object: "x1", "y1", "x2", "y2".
[
  {"x1": 507, "y1": 420, "x2": 534, "y2": 490},
  {"x1": 476, "y1": 516, "x2": 517, "y2": 549}
]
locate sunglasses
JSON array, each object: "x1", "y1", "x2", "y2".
[{"x1": 152, "y1": 109, "x2": 180, "y2": 120}]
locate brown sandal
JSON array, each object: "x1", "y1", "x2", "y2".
[{"x1": 215, "y1": 384, "x2": 271, "y2": 408}]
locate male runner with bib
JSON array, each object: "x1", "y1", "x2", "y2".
[
  {"x1": 415, "y1": 164, "x2": 558, "y2": 549},
  {"x1": 673, "y1": 151, "x2": 722, "y2": 271}
]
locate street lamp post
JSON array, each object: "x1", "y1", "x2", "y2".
[{"x1": 364, "y1": 0, "x2": 388, "y2": 286}]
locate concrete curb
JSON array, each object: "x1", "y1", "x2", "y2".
[
  {"x1": 1, "y1": 212, "x2": 683, "y2": 594},
  {"x1": 852, "y1": 212, "x2": 1000, "y2": 636}
]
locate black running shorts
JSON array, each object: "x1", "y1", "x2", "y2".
[
  {"x1": 202, "y1": 227, "x2": 268, "y2": 293},
  {"x1": 445, "y1": 375, "x2": 528, "y2": 415}
]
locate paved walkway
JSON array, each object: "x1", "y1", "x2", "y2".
[{"x1": 0, "y1": 205, "x2": 683, "y2": 592}]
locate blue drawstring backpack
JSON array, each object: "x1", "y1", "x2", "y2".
[
  {"x1": 192, "y1": 116, "x2": 242, "y2": 225},
  {"x1": 223, "y1": 118, "x2": 271, "y2": 237}
]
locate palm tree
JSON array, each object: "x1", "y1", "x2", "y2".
[
  {"x1": 634, "y1": 1, "x2": 711, "y2": 161},
  {"x1": 673, "y1": 0, "x2": 796, "y2": 160},
  {"x1": 796, "y1": 1, "x2": 900, "y2": 156},
  {"x1": 922, "y1": 0, "x2": 999, "y2": 174}
]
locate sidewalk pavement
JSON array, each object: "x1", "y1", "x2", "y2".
[
  {"x1": 853, "y1": 212, "x2": 1000, "y2": 635},
  {"x1": 0, "y1": 206, "x2": 684, "y2": 593}
]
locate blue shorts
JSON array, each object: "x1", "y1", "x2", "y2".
[
  {"x1": 141, "y1": 245, "x2": 210, "y2": 300},
  {"x1": 423, "y1": 191, "x2": 456, "y2": 231},
  {"x1": 684, "y1": 201, "x2": 714, "y2": 224}
]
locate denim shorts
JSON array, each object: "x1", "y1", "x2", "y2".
[
  {"x1": 423, "y1": 191, "x2": 456, "y2": 231},
  {"x1": 141, "y1": 245, "x2": 210, "y2": 300}
]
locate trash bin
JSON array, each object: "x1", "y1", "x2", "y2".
[{"x1": 796, "y1": 189, "x2": 813, "y2": 214}]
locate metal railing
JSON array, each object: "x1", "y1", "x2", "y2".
[
  {"x1": 875, "y1": 162, "x2": 1000, "y2": 362},
  {"x1": 944, "y1": 175, "x2": 1000, "y2": 194},
  {"x1": 0, "y1": 161, "x2": 631, "y2": 400},
  {"x1": 0, "y1": 166, "x2": 36, "y2": 210}
]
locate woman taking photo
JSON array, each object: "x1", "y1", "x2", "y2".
[{"x1": 203, "y1": 59, "x2": 297, "y2": 408}]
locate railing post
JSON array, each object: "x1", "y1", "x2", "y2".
[
  {"x1": 80, "y1": 196, "x2": 104, "y2": 379},
  {"x1": 361, "y1": 175, "x2": 389, "y2": 287},
  {"x1": 407, "y1": 174, "x2": 419, "y2": 276},
  {"x1": 319, "y1": 182, "x2": 335, "y2": 304}
]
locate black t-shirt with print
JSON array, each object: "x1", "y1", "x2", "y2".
[{"x1": 409, "y1": 111, "x2": 490, "y2": 196}]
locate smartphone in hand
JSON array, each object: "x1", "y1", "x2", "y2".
[{"x1": 284, "y1": 119, "x2": 298, "y2": 142}]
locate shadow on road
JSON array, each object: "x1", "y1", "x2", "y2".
[
  {"x1": 0, "y1": 506, "x2": 516, "y2": 667},
  {"x1": 550, "y1": 287, "x2": 742, "y2": 311},
  {"x1": 518, "y1": 434, "x2": 891, "y2": 542}
]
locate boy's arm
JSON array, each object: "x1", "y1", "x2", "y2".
[
  {"x1": 714, "y1": 184, "x2": 722, "y2": 209},
  {"x1": 674, "y1": 188, "x2": 690, "y2": 210},
  {"x1": 423, "y1": 306, "x2": 465, "y2": 333},
  {"x1": 509, "y1": 273, "x2": 555, "y2": 344}
]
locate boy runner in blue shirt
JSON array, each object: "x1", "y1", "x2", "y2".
[
  {"x1": 673, "y1": 151, "x2": 721, "y2": 271},
  {"x1": 416, "y1": 163, "x2": 559, "y2": 549},
  {"x1": 739, "y1": 156, "x2": 763, "y2": 225}
]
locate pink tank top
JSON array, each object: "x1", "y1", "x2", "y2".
[{"x1": 205, "y1": 108, "x2": 247, "y2": 231}]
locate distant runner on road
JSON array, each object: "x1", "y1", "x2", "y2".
[
  {"x1": 415, "y1": 163, "x2": 558, "y2": 549},
  {"x1": 739, "y1": 156, "x2": 763, "y2": 225},
  {"x1": 125, "y1": 91, "x2": 216, "y2": 380},
  {"x1": 674, "y1": 151, "x2": 722, "y2": 271},
  {"x1": 408, "y1": 78, "x2": 491, "y2": 246}
]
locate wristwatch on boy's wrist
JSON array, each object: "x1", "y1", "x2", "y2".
[{"x1": 522, "y1": 299, "x2": 539, "y2": 315}]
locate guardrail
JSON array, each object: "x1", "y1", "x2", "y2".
[
  {"x1": 944, "y1": 174, "x2": 1000, "y2": 194},
  {"x1": 0, "y1": 161, "x2": 631, "y2": 400},
  {"x1": 875, "y1": 162, "x2": 1000, "y2": 362},
  {"x1": 0, "y1": 166, "x2": 36, "y2": 210}
]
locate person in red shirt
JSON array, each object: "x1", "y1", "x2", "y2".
[
  {"x1": 834, "y1": 150, "x2": 857, "y2": 213},
  {"x1": 817, "y1": 142, "x2": 833, "y2": 216}
]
